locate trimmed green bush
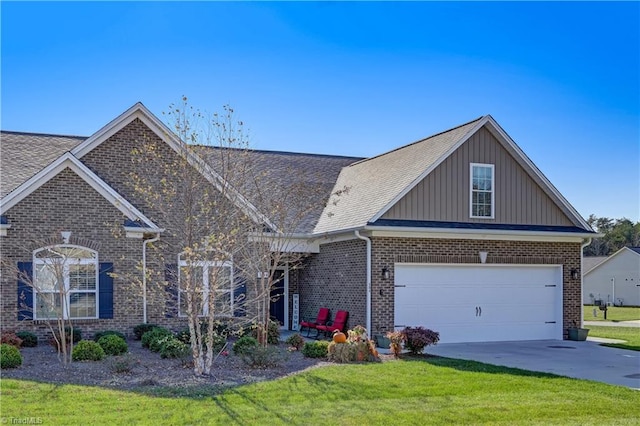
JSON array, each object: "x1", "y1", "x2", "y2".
[
  {"x1": 0, "y1": 343, "x2": 23, "y2": 369},
  {"x1": 72, "y1": 340, "x2": 105, "y2": 361},
  {"x1": 233, "y1": 335, "x2": 258, "y2": 355},
  {"x1": 302, "y1": 340, "x2": 329, "y2": 358},
  {"x1": 54, "y1": 327, "x2": 82, "y2": 344},
  {"x1": 97, "y1": 335, "x2": 128, "y2": 356},
  {"x1": 94, "y1": 330, "x2": 126, "y2": 342},
  {"x1": 159, "y1": 337, "x2": 190, "y2": 359},
  {"x1": 240, "y1": 345, "x2": 284, "y2": 368},
  {"x1": 141, "y1": 327, "x2": 172, "y2": 350},
  {"x1": 285, "y1": 333, "x2": 305, "y2": 350},
  {"x1": 16, "y1": 331, "x2": 38, "y2": 347},
  {"x1": 133, "y1": 323, "x2": 158, "y2": 340}
]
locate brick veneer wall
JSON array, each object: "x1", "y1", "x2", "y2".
[
  {"x1": 370, "y1": 237, "x2": 582, "y2": 339},
  {"x1": 296, "y1": 239, "x2": 367, "y2": 331},
  {"x1": 0, "y1": 169, "x2": 151, "y2": 338}
]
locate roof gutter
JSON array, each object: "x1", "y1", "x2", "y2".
[{"x1": 354, "y1": 230, "x2": 372, "y2": 339}]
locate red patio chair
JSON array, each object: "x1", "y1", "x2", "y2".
[
  {"x1": 299, "y1": 307, "x2": 330, "y2": 337},
  {"x1": 315, "y1": 310, "x2": 349, "y2": 339}
]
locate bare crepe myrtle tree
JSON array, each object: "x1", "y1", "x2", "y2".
[{"x1": 128, "y1": 98, "x2": 262, "y2": 376}]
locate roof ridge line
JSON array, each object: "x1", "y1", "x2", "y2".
[
  {"x1": 194, "y1": 144, "x2": 364, "y2": 160},
  {"x1": 1, "y1": 130, "x2": 88, "y2": 139},
  {"x1": 347, "y1": 115, "x2": 486, "y2": 167}
]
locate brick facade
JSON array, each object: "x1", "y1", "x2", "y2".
[
  {"x1": 295, "y1": 236, "x2": 581, "y2": 339},
  {"x1": 296, "y1": 239, "x2": 367, "y2": 331}
]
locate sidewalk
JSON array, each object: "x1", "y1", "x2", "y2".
[{"x1": 584, "y1": 320, "x2": 640, "y2": 328}]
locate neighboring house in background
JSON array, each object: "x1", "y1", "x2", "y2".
[
  {"x1": 0, "y1": 103, "x2": 597, "y2": 344},
  {"x1": 583, "y1": 247, "x2": 640, "y2": 306}
]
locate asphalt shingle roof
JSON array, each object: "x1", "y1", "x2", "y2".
[
  {"x1": 0, "y1": 131, "x2": 87, "y2": 198},
  {"x1": 314, "y1": 117, "x2": 484, "y2": 234},
  {"x1": 194, "y1": 147, "x2": 362, "y2": 233}
]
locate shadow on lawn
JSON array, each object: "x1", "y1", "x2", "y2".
[{"x1": 404, "y1": 355, "x2": 563, "y2": 379}]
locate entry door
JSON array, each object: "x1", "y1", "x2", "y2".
[{"x1": 270, "y1": 270, "x2": 286, "y2": 326}]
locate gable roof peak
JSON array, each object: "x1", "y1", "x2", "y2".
[{"x1": 349, "y1": 115, "x2": 486, "y2": 167}]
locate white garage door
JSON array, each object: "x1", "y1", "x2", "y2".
[{"x1": 394, "y1": 264, "x2": 562, "y2": 343}]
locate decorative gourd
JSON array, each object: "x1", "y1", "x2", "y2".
[{"x1": 332, "y1": 331, "x2": 347, "y2": 343}]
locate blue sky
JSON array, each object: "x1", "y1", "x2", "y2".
[{"x1": 2, "y1": 2, "x2": 638, "y2": 222}]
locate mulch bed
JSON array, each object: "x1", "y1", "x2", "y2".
[{"x1": 2, "y1": 339, "x2": 333, "y2": 392}]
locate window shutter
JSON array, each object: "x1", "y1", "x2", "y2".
[
  {"x1": 165, "y1": 264, "x2": 179, "y2": 318},
  {"x1": 233, "y1": 277, "x2": 247, "y2": 317},
  {"x1": 17, "y1": 262, "x2": 33, "y2": 321},
  {"x1": 98, "y1": 263, "x2": 114, "y2": 319}
]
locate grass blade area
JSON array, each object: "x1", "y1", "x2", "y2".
[
  {"x1": 583, "y1": 306, "x2": 640, "y2": 322},
  {"x1": 586, "y1": 325, "x2": 640, "y2": 351},
  {"x1": 2, "y1": 357, "x2": 639, "y2": 425}
]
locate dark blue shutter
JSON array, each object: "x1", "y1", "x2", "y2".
[
  {"x1": 17, "y1": 262, "x2": 33, "y2": 321},
  {"x1": 234, "y1": 277, "x2": 247, "y2": 317},
  {"x1": 165, "y1": 264, "x2": 179, "y2": 318},
  {"x1": 98, "y1": 263, "x2": 114, "y2": 319}
]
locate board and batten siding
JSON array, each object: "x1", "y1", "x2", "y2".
[{"x1": 381, "y1": 126, "x2": 573, "y2": 225}]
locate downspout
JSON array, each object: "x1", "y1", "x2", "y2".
[
  {"x1": 355, "y1": 230, "x2": 372, "y2": 339},
  {"x1": 142, "y1": 233, "x2": 161, "y2": 324},
  {"x1": 579, "y1": 238, "x2": 592, "y2": 326}
]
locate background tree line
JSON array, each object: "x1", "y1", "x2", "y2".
[{"x1": 584, "y1": 214, "x2": 640, "y2": 256}]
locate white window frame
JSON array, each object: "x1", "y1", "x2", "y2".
[
  {"x1": 33, "y1": 245, "x2": 99, "y2": 320},
  {"x1": 178, "y1": 256, "x2": 234, "y2": 318},
  {"x1": 470, "y1": 163, "x2": 495, "y2": 219}
]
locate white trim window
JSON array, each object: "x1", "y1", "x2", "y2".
[
  {"x1": 178, "y1": 256, "x2": 233, "y2": 317},
  {"x1": 470, "y1": 163, "x2": 495, "y2": 218},
  {"x1": 33, "y1": 245, "x2": 99, "y2": 319}
]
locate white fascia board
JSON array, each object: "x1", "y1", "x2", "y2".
[
  {"x1": 365, "y1": 225, "x2": 600, "y2": 243},
  {"x1": 483, "y1": 116, "x2": 592, "y2": 231},
  {"x1": 370, "y1": 116, "x2": 490, "y2": 223},
  {"x1": 583, "y1": 247, "x2": 638, "y2": 276},
  {"x1": 0, "y1": 153, "x2": 160, "y2": 229},
  {"x1": 124, "y1": 226, "x2": 165, "y2": 239},
  {"x1": 72, "y1": 102, "x2": 276, "y2": 232}
]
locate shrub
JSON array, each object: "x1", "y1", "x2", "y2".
[
  {"x1": 402, "y1": 326, "x2": 439, "y2": 355},
  {"x1": 240, "y1": 345, "x2": 284, "y2": 368},
  {"x1": 94, "y1": 330, "x2": 126, "y2": 342},
  {"x1": 141, "y1": 327, "x2": 172, "y2": 350},
  {"x1": 97, "y1": 335, "x2": 128, "y2": 356},
  {"x1": 386, "y1": 331, "x2": 404, "y2": 359},
  {"x1": 108, "y1": 353, "x2": 136, "y2": 374},
  {"x1": 1, "y1": 332, "x2": 23, "y2": 348},
  {"x1": 133, "y1": 323, "x2": 158, "y2": 340},
  {"x1": 159, "y1": 337, "x2": 190, "y2": 359},
  {"x1": 285, "y1": 333, "x2": 305, "y2": 350},
  {"x1": 72, "y1": 340, "x2": 105, "y2": 361},
  {"x1": 233, "y1": 335, "x2": 259, "y2": 355},
  {"x1": 176, "y1": 326, "x2": 227, "y2": 352},
  {"x1": 16, "y1": 331, "x2": 38, "y2": 347},
  {"x1": 0, "y1": 343, "x2": 22, "y2": 369},
  {"x1": 244, "y1": 320, "x2": 280, "y2": 345},
  {"x1": 53, "y1": 327, "x2": 82, "y2": 344},
  {"x1": 302, "y1": 340, "x2": 329, "y2": 358}
]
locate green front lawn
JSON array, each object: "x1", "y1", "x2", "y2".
[
  {"x1": 586, "y1": 325, "x2": 640, "y2": 351},
  {"x1": 583, "y1": 305, "x2": 640, "y2": 322},
  {"x1": 2, "y1": 358, "x2": 639, "y2": 425}
]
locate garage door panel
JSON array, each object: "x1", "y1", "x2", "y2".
[{"x1": 394, "y1": 264, "x2": 562, "y2": 344}]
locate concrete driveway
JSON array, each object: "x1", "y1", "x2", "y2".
[{"x1": 426, "y1": 340, "x2": 640, "y2": 389}]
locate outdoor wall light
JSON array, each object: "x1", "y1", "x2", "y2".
[
  {"x1": 479, "y1": 251, "x2": 488, "y2": 264},
  {"x1": 382, "y1": 267, "x2": 390, "y2": 280},
  {"x1": 571, "y1": 268, "x2": 579, "y2": 280}
]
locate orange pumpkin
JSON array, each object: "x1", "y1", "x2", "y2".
[{"x1": 332, "y1": 331, "x2": 347, "y2": 343}]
